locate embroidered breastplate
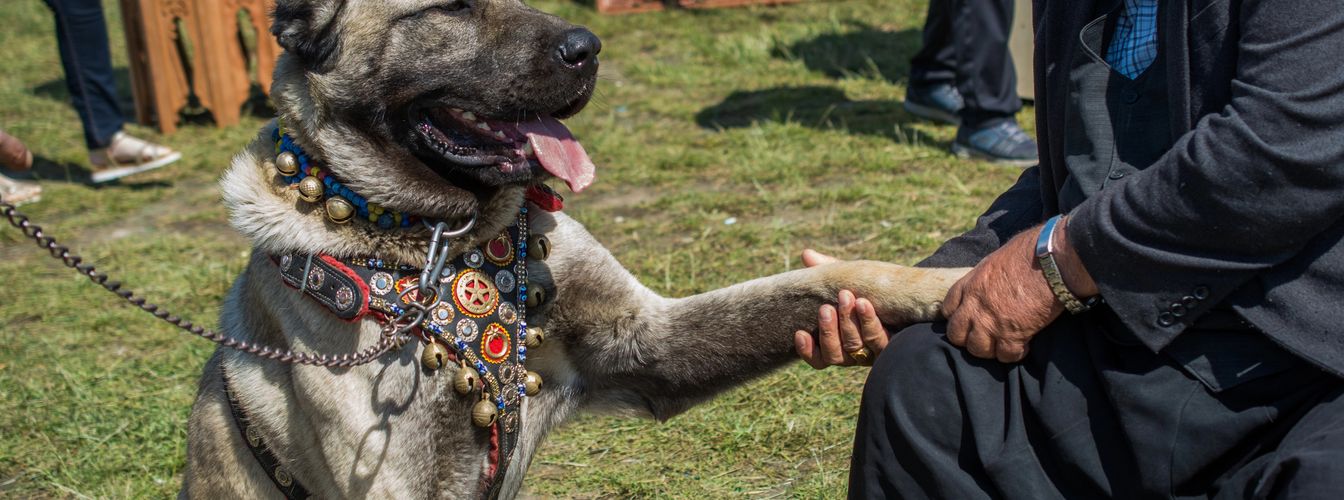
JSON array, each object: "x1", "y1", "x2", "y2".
[{"x1": 272, "y1": 207, "x2": 537, "y2": 497}]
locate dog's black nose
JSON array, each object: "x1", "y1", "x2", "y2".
[{"x1": 556, "y1": 28, "x2": 601, "y2": 68}]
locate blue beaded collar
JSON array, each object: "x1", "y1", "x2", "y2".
[{"x1": 271, "y1": 127, "x2": 418, "y2": 229}]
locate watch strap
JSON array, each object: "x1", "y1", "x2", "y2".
[{"x1": 1035, "y1": 215, "x2": 1098, "y2": 314}]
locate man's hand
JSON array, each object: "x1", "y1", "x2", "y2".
[
  {"x1": 942, "y1": 219, "x2": 1097, "y2": 362},
  {"x1": 793, "y1": 250, "x2": 893, "y2": 369}
]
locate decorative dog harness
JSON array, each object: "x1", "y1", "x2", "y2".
[{"x1": 223, "y1": 126, "x2": 564, "y2": 499}]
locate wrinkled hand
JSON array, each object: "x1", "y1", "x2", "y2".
[
  {"x1": 941, "y1": 221, "x2": 1094, "y2": 363},
  {"x1": 793, "y1": 249, "x2": 893, "y2": 369}
]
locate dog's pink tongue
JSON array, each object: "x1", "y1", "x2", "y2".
[{"x1": 516, "y1": 116, "x2": 595, "y2": 192}]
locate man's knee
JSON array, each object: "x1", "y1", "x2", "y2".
[{"x1": 862, "y1": 322, "x2": 961, "y2": 425}]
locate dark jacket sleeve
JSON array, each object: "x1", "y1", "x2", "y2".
[
  {"x1": 1067, "y1": 0, "x2": 1344, "y2": 352},
  {"x1": 918, "y1": 167, "x2": 1044, "y2": 268}
]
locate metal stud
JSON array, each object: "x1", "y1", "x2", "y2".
[
  {"x1": 325, "y1": 196, "x2": 355, "y2": 224},
  {"x1": 275, "y1": 152, "x2": 300, "y2": 176},
  {"x1": 524, "y1": 371, "x2": 543, "y2": 396},
  {"x1": 453, "y1": 363, "x2": 479, "y2": 395},
  {"x1": 526, "y1": 287, "x2": 545, "y2": 308},
  {"x1": 298, "y1": 176, "x2": 324, "y2": 203},
  {"x1": 472, "y1": 398, "x2": 498, "y2": 427},
  {"x1": 529, "y1": 235, "x2": 551, "y2": 260},
  {"x1": 525, "y1": 326, "x2": 544, "y2": 348},
  {"x1": 421, "y1": 341, "x2": 450, "y2": 371}
]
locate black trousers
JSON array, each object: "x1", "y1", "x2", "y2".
[
  {"x1": 909, "y1": 0, "x2": 1022, "y2": 127},
  {"x1": 44, "y1": 0, "x2": 126, "y2": 150},
  {"x1": 850, "y1": 311, "x2": 1344, "y2": 499}
]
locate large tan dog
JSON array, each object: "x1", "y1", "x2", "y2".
[{"x1": 181, "y1": 0, "x2": 967, "y2": 497}]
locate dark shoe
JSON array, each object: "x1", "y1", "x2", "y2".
[
  {"x1": 0, "y1": 128, "x2": 33, "y2": 171},
  {"x1": 903, "y1": 83, "x2": 964, "y2": 125},
  {"x1": 951, "y1": 121, "x2": 1038, "y2": 166}
]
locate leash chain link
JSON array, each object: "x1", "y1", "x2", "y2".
[{"x1": 0, "y1": 197, "x2": 414, "y2": 367}]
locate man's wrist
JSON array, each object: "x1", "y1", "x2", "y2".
[{"x1": 1051, "y1": 216, "x2": 1100, "y2": 298}]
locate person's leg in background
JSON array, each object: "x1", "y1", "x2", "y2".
[
  {"x1": 44, "y1": 0, "x2": 179, "y2": 183},
  {"x1": 904, "y1": 0, "x2": 965, "y2": 126},
  {"x1": 948, "y1": 0, "x2": 1037, "y2": 165}
]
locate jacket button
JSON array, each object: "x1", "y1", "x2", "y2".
[
  {"x1": 1107, "y1": 170, "x2": 1126, "y2": 180},
  {"x1": 1193, "y1": 286, "x2": 1210, "y2": 300},
  {"x1": 1171, "y1": 303, "x2": 1187, "y2": 317},
  {"x1": 1122, "y1": 88, "x2": 1141, "y2": 104},
  {"x1": 1158, "y1": 312, "x2": 1176, "y2": 327},
  {"x1": 1182, "y1": 296, "x2": 1197, "y2": 307}
]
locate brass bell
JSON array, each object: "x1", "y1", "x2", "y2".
[
  {"x1": 525, "y1": 326, "x2": 545, "y2": 349},
  {"x1": 471, "y1": 398, "x2": 498, "y2": 428},
  {"x1": 526, "y1": 287, "x2": 545, "y2": 308},
  {"x1": 298, "y1": 176, "x2": 325, "y2": 203},
  {"x1": 275, "y1": 151, "x2": 300, "y2": 176},
  {"x1": 524, "y1": 371, "x2": 543, "y2": 396},
  {"x1": 421, "y1": 341, "x2": 449, "y2": 371},
  {"x1": 453, "y1": 364, "x2": 479, "y2": 395},
  {"x1": 325, "y1": 196, "x2": 355, "y2": 224},
  {"x1": 528, "y1": 235, "x2": 551, "y2": 261}
]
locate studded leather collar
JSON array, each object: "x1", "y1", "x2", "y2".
[{"x1": 267, "y1": 205, "x2": 547, "y2": 498}]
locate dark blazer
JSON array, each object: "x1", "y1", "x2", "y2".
[{"x1": 920, "y1": 0, "x2": 1344, "y2": 376}]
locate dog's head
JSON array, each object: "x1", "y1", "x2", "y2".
[{"x1": 270, "y1": 0, "x2": 598, "y2": 222}]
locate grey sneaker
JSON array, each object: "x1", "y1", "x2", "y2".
[
  {"x1": 903, "y1": 83, "x2": 964, "y2": 125},
  {"x1": 951, "y1": 121, "x2": 1038, "y2": 166}
]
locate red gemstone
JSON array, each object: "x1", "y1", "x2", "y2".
[{"x1": 488, "y1": 335, "x2": 506, "y2": 356}]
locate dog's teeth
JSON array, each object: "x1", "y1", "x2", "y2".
[
  {"x1": 461, "y1": 111, "x2": 476, "y2": 121},
  {"x1": 476, "y1": 122, "x2": 491, "y2": 131},
  {"x1": 494, "y1": 131, "x2": 506, "y2": 140},
  {"x1": 522, "y1": 142, "x2": 534, "y2": 157}
]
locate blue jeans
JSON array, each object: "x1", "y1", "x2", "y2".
[{"x1": 44, "y1": 0, "x2": 126, "y2": 150}]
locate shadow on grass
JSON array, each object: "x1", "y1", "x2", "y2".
[
  {"x1": 694, "y1": 86, "x2": 943, "y2": 147},
  {"x1": 32, "y1": 69, "x2": 275, "y2": 127},
  {"x1": 774, "y1": 22, "x2": 923, "y2": 85},
  {"x1": 9, "y1": 155, "x2": 171, "y2": 190}
]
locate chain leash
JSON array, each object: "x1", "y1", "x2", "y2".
[{"x1": 0, "y1": 197, "x2": 414, "y2": 367}]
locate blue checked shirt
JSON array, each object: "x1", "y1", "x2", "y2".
[{"x1": 1106, "y1": 0, "x2": 1160, "y2": 79}]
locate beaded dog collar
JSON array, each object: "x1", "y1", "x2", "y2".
[
  {"x1": 269, "y1": 126, "x2": 419, "y2": 229},
  {"x1": 271, "y1": 205, "x2": 550, "y2": 497},
  {"x1": 267, "y1": 125, "x2": 566, "y2": 227}
]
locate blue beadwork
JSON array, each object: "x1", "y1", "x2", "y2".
[{"x1": 274, "y1": 131, "x2": 417, "y2": 228}]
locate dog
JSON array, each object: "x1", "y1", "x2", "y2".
[{"x1": 180, "y1": 0, "x2": 969, "y2": 497}]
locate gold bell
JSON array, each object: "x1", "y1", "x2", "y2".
[
  {"x1": 421, "y1": 341, "x2": 449, "y2": 371},
  {"x1": 453, "y1": 364, "x2": 479, "y2": 395},
  {"x1": 529, "y1": 235, "x2": 551, "y2": 261},
  {"x1": 298, "y1": 176, "x2": 325, "y2": 203},
  {"x1": 275, "y1": 151, "x2": 300, "y2": 176},
  {"x1": 471, "y1": 398, "x2": 498, "y2": 428},
  {"x1": 526, "y1": 287, "x2": 545, "y2": 308},
  {"x1": 325, "y1": 196, "x2": 355, "y2": 224},
  {"x1": 524, "y1": 371, "x2": 543, "y2": 396},
  {"x1": 525, "y1": 326, "x2": 545, "y2": 349}
]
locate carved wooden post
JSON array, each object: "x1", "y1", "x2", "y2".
[
  {"x1": 118, "y1": 0, "x2": 283, "y2": 133},
  {"x1": 117, "y1": 0, "x2": 195, "y2": 134}
]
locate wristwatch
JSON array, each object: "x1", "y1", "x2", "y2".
[{"x1": 1035, "y1": 215, "x2": 1099, "y2": 314}]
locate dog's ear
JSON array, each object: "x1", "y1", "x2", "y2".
[{"x1": 271, "y1": 0, "x2": 343, "y2": 73}]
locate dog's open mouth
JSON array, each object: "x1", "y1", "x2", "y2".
[{"x1": 416, "y1": 108, "x2": 595, "y2": 192}]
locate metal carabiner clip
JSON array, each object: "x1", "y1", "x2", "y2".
[{"x1": 419, "y1": 215, "x2": 476, "y2": 300}]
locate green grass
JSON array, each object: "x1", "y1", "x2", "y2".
[{"x1": 0, "y1": 0, "x2": 1030, "y2": 497}]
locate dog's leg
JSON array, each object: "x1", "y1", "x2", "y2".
[{"x1": 529, "y1": 211, "x2": 969, "y2": 420}]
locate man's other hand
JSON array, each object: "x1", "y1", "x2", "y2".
[{"x1": 943, "y1": 224, "x2": 1073, "y2": 363}]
